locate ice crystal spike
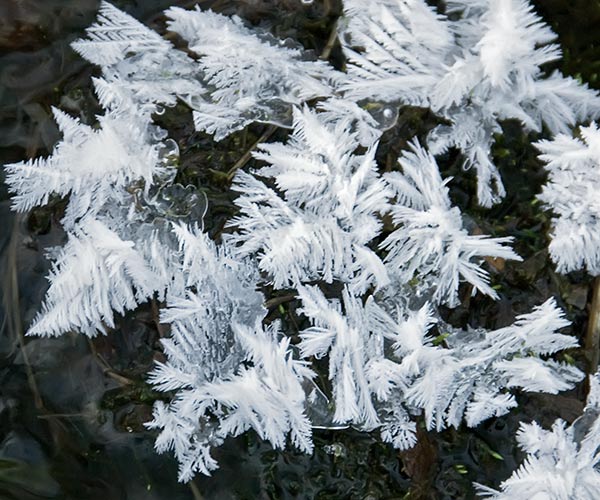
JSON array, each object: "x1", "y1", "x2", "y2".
[{"x1": 477, "y1": 370, "x2": 600, "y2": 499}]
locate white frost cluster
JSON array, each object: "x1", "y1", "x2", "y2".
[
  {"x1": 229, "y1": 106, "x2": 390, "y2": 294},
  {"x1": 537, "y1": 123, "x2": 600, "y2": 275},
  {"x1": 148, "y1": 320, "x2": 315, "y2": 481},
  {"x1": 165, "y1": 6, "x2": 341, "y2": 139},
  {"x1": 299, "y1": 287, "x2": 582, "y2": 449},
  {"x1": 71, "y1": 2, "x2": 340, "y2": 140},
  {"x1": 4, "y1": 78, "x2": 177, "y2": 337},
  {"x1": 151, "y1": 223, "x2": 265, "y2": 386},
  {"x1": 2, "y1": 0, "x2": 596, "y2": 487},
  {"x1": 381, "y1": 141, "x2": 521, "y2": 306},
  {"x1": 26, "y1": 220, "x2": 168, "y2": 337},
  {"x1": 340, "y1": 0, "x2": 600, "y2": 206},
  {"x1": 4, "y1": 106, "x2": 166, "y2": 229},
  {"x1": 478, "y1": 371, "x2": 600, "y2": 499}
]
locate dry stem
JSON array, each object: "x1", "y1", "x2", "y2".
[{"x1": 586, "y1": 276, "x2": 600, "y2": 373}]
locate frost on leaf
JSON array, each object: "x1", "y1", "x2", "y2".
[
  {"x1": 537, "y1": 123, "x2": 600, "y2": 275},
  {"x1": 477, "y1": 371, "x2": 600, "y2": 499},
  {"x1": 147, "y1": 320, "x2": 314, "y2": 481},
  {"x1": 27, "y1": 220, "x2": 165, "y2": 337},
  {"x1": 380, "y1": 141, "x2": 521, "y2": 307},
  {"x1": 229, "y1": 107, "x2": 390, "y2": 294},
  {"x1": 341, "y1": 0, "x2": 600, "y2": 206},
  {"x1": 165, "y1": 6, "x2": 341, "y2": 140}
]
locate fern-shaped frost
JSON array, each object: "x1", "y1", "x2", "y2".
[
  {"x1": 414, "y1": 298, "x2": 582, "y2": 430},
  {"x1": 368, "y1": 296, "x2": 581, "y2": 432},
  {"x1": 151, "y1": 223, "x2": 264, "y2": 387},
  {"x1": 72, "y1": 3, "x2": 204, "y2": 117},
  {"x1": 298, "y1": 286, "x2": 581, "y2": 447},
  {"x1": 72, "y1": 3, "x2": 343, "y2": 141},
  {"x1": 28, "y1": 219, "x2": 166, "y2": 337},
  {"x1": 229, "y1": 107, "x2": 390, "y2": 294},
  {"x1": 148, "y1": 225, "x2": 315, "y2": 480},
  {"x1": 4, "y1": 104, "x2": 165, "y2": 229},
  {"x1": 298, "y1": 285, "x2": 381, "y2": 428},
  {"x1": 148, "y1": 320, "x2": 314, "y2": 481},
  {"x1": 4, "y1": 0, "x2": 594, "y2": 485},
  {"x1": 165, "y1": 7, "x2": 341, "y2": 139},
  {"x1": 340, "y1": 0, "x2": 453, "y2": 107},
  {"x1": 71, "y1": 1, "x2": 171, "y2": 66},
  {"x1": 341, "y1": 0, "x2": 600, "y2": 206}
]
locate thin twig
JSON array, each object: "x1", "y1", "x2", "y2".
[
  {"x1": 6, "y1": 216, "x2": 44, "y2": 410},
  {"x1": 37, "y1": 413, "x2": 88, "y2": 419},
  {"x1": 226, "y1": 126, "x2": 277, "y2": 181},
  {"x1": 319, "y1": 19, "x2": 339, "y2": 62},
  {"x1": 264, "y1": 294, "x2": 297, "y2": 310},
  {"x1": 87, "y1": 338, "x2": 135, "y2": 386},
  {"x1": 189, "y1": 480, "x2": 204, "y2": 500},
  {"x1": 586, "y1": 276, "x2": 600, "y2": 373}
]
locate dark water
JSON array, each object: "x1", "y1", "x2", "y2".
[{"x1": 0, "y1": 1, "x2": 599, "y2": 499}]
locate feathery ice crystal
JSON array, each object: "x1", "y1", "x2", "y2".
[
  {"x1": 537, "y1": 123, "x2": 600, "y2": 275},
  {"x1": 229, "y1": 106, "x2": 390, "y2": 294},
  {"x1": 381, "y1": 141, "x2": 521, "y2": 307},
  {"x1": 299, "y1": 286, "x2": 582, "y2": 449},
  {"x1": 147, "y1": 224, "x2": 314, "y2": 480},
  {"x1": 165, "y1": 6, "x2": 341, "y2": 139}
]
